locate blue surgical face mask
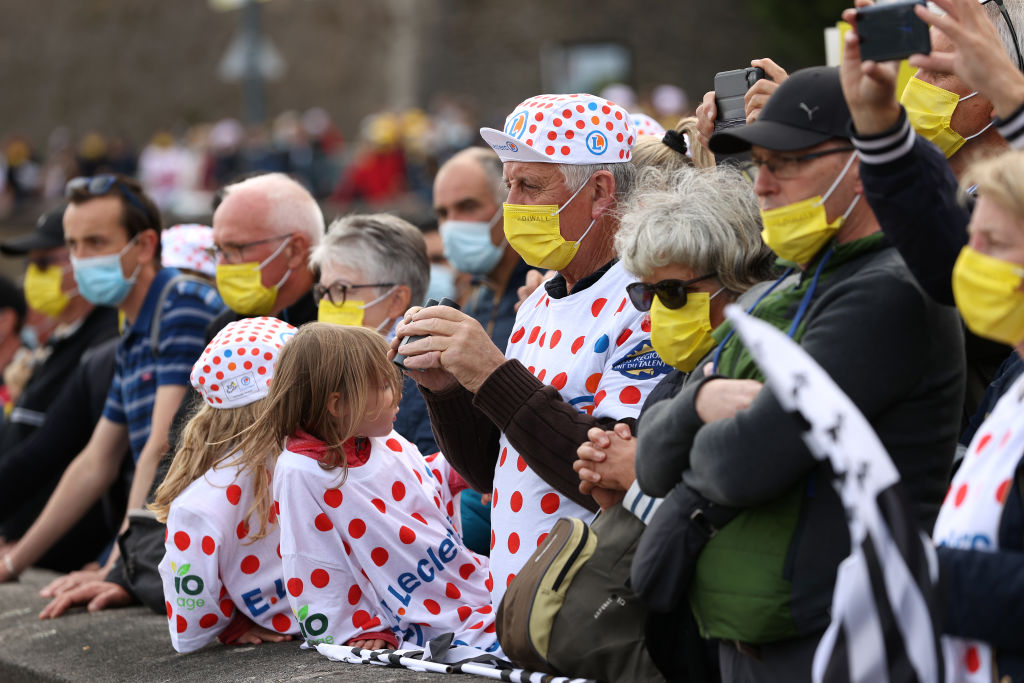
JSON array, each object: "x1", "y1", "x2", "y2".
[
  {"x1": 440, "y1": 209, "x2": 504, "y2": 275},
  {"x1": 71, "y1": 237, "x2": 141, "y2": 307},
  {"x1": 424, "y1": 263, "x2": 457, "y2": 304}
]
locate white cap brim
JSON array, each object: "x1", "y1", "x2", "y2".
[{"x1": 479, "y1": 127, "x2": 554, "y2": 163}]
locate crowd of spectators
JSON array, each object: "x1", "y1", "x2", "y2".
[{"x1": 2, "y1": 1, "x2": 1024, "y2": 681}]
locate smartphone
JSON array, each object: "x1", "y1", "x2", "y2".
[
  {"x1": 714, "y1": 67, "x2": 766, "y2": 132},
  {"x1": 856, "y1": 1, "x2": 930, "y2": 63}
]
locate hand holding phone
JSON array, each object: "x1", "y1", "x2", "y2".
[{"x1": 856, "y1": 1, "x2": 930, "y2": 63}]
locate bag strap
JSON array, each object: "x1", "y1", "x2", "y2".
[{"x1": 149, "y1": 273, "x2": 213, "y2": 358}]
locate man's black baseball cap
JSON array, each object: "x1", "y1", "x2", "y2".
[
  {"x1": 0, "y1": 205, "x2": 67, "y2": 256},
  {"x1": 709, "y1": 66, "x2": 852, "y2": 154}
]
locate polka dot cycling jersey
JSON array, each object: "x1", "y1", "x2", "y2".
[
  {"x1": 273, "y1": 431, "x2": 500, "y2": 653},
  {"x1": 490, "y1": 260, "x2": 669, "y2": 607},
  {"x1": 159, "y1": 456, "x2": 292, "y2": 653}
]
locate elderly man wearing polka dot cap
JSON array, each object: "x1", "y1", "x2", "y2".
[{"x1": 393, "y1": 93, "x2": 670, "y2": 608}]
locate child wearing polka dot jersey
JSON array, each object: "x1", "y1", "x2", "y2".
[
  {"x1": 234, "y1": 323, "x2": 499, "y2": 653},
  {"x1": 151, "y1": 317, "x2": 298, "y2": 653}
]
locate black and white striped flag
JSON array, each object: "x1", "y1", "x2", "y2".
[{"x1": 726, "y1": 306, "x2": 944, "y2": 683}]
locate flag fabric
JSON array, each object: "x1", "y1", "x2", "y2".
[
  {"x1": 315, "y1": 641, "x2": 597, "y2": 682},
  {"x1": 725, "y1": 305, "x2": 944, "y2": 683}
]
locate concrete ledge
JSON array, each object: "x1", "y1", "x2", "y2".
[{"x1": 0, "y1": 569, "x2": 483, "y2": 682}]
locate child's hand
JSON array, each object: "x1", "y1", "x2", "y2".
[
  {"x1": 348, "y1": 638, "x2": 389, "y2": 650},
  {"x1": 38, "y1": 580, "x2": 133, "y2": 619},
  {"x1": 234, "y1": 623, "x2": 293, "y2": 645}
]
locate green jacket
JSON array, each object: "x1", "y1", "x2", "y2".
[{"x1": 635, "y1": 235, "x2": 964, "y2": 643}]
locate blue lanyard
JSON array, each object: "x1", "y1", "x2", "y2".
[{"x1": 712, "y1": 246, "x2": 836, "y2": 374}]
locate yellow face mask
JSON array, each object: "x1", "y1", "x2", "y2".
[
  {"x1": 317, "y1": 287, "x2": 396, "y2": 331},
  {"x1": 215, "y1": 236, "x2": 292, "y2": 316},
  {"x1": 649, "y1": 289, "x2": 722, "y2": 372},
  {"x1": 24, "y1": 263, "x2": 71, "y2": 318},
  {"x1": 900, "y1": 77, "x2": 995, "y2": 158},
  {"x1": 760, "y1": 152, "x2": 859, "y2": 265},
  {"x1": 503, "y1": 177, "x2": 596, "y2": 270},
  {"x1": 952, "y1": 246, "x2": 1024, "y2": 346}
]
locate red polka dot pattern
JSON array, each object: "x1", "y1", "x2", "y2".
[
  {"x1": 240, "y1": 555, "x2": 260, "y2": 574},
  {"x1": 174, "y1": 531, "x2": 191, "y2": 551},
  {"x1": 485, "y1": 94, "x2": 634, "y2": 165},
  {"x1": 190, "y1": 317, "x2": 297, "y2": 408},
  {"x1": 272, "y1": 613, "x2": 291, "y2": 633},
  {"x1": 311, "y1": 568, "x2": 330, "y2": 588}
]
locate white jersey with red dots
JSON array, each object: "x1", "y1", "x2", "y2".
[
  {"x1": 490, "y1": 260, "x2": 668, "y2": 606},
  {"x1": 933, "y1": 372, "x2": 1024, "y2": 681},
  {"x1": 273, "y1": 431, "x2": 500, "y2": 653},
  {"x1": 159, "y1": 456, "x2": 292, "y2": 653}
]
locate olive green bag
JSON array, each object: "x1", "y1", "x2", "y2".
[{"x1": 496, "y1": 506, "x2": 665, "y2": 682}]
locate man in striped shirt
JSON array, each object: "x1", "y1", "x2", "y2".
[{"x1": 0, "y1": 174, "x2": 223, "y2": 586}]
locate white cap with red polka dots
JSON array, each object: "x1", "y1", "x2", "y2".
[
  {"x1": 191, "y1": 317, "x2": 297, "y2": 408},
  {"x1": 480, "y1": 94, "x2": 635, "y2": 164},
  {"x1": 161, "y1": 224, "x2": 217, "y2": 278},
  {"x1": 630, "y1": 113, "x2": 666, "y2": 138}
]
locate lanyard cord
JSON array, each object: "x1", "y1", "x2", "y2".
[{"x1": 711, "y1": 245, "x2": 836, "y2": 374}]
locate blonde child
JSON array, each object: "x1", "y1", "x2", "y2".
[
  {"x1": 235, "y1": 323, "x2": 499, "y2": 653},
  {"x1": 152, "y1": 317, "x2": 297, "y2": 653}
]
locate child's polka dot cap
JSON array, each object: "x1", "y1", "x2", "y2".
[
  {"x1": 191, "y1": 317, "x2": 297, "y2": 408},
  {"x1": 161, "y1": 224, "x2": 216, "y2": 278},
  {"x1": 630, "y1": 114, "x2": 666, "y2": 138},
  {"x1": 480, "y1": 94, "x2": 635, "y2": 164}
]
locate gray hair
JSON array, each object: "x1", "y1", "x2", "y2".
[
  {"x1": 557, "y1": 161, "x2": 636, "y2": 200},
  {"x1": 929, "y1": 0, "x2": 1024, "y2": 65},
  {"x1": 221, "y1": 172, "x2": 325, "y2": 247},
  {"x1": 615, "y1": 166, "x2": 776, "y2": 295},
  {"x1": 451, "y1": 147, "x2": 506, "y2": 205},
  {"x1": 309, "y1": 213, "x2": 429, "y2": 304}
]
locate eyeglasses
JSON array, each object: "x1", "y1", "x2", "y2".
[
  {"x1": 65, "y1": 175, "x2": 148, "y2": 214},
  {"x1": 747, "y1": 146, "x2": 856, "y2": 180},
  {"x1": 312, "y1": 280, "x2": 396, "y2": 306},
  {"x1": 626, "y1": 273, "x2": 715, "y2": 311},
  {"x1": 204, "y1": 234, "x2": 293, "y2": 264},
  {"x1": 982, "y1": 0, "x2": 1024, "y2": 71}
]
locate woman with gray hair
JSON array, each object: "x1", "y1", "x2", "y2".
[
  {"x1": 615, "y1": 164, "x2": 776, "y2": 374},
  {"x1": 309, "y1": 213, "x2": 437, "y2": 454},
  {"x1": 576, "y1": 164, "x2": 777, "y2": 507},
  {"x1": 558, "y1": 164, "x2": 778, "y2": 681}
]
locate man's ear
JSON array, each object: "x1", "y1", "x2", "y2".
[
  {"x1": 285, "y1": 233, "x2": 311, "y2": 270},
  {"x1": 590, "y1": 170, "x2": 617, "y2": 219},
  {"x1": 386, "y1": 285, "x2": 412, "y2": 320},
  {"x1": 0, "y1": 309, "x2": 17, "y2": 339},
  {"x1": 137, "y1": 229, "x2": 160, "y2": 265}
]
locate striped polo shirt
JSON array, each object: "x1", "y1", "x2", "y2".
[{"x1": 103, "y1": 267, "x2": 224, "y2": 459}]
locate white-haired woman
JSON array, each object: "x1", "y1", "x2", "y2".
[{"x1": 309, "y1": 213, "x2": 433, "y2": 451}]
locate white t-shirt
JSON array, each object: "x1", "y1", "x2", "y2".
[
  {"x1": 490, "y1": 260, "x2": 669, "y2": 606},
  {"x1": 159, "y1": 456, "x2": 291, "y2": 653},
  {"x1": 273, "y1": 431, "x2": 499, "y2": 653}
]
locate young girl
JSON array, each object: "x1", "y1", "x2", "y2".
[
  {"x1": 235, "y1": 323, "x2": 499, "y2": 653},
  {"x1": 152, "y1": 317, "x2": 298, "y2": 653}
]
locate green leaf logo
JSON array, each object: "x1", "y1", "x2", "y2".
[
  {"x1": 177, "y1": 563, "x2": 191, "y2": 577},
  {"x1": 298, "y1": 605, "x2": 309, "y2": 621}
]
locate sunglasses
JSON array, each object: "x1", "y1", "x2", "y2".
[
  {"x1": 626, "y1": 273, "x2": 716, "y2": 311},
  {"x1": 65, "y1": 175, "x2": 148, "y2": 214}
]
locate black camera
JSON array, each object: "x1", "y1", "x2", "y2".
[
  {"x1": 392, "y1": 297, "x2": 461, "y2": 370},
  {"x1": 856, "y1": 1, "x2": 930, "y2": 63},
  {"x1": 714, "y1": 67, "x2": 766, "y2": 132}
]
